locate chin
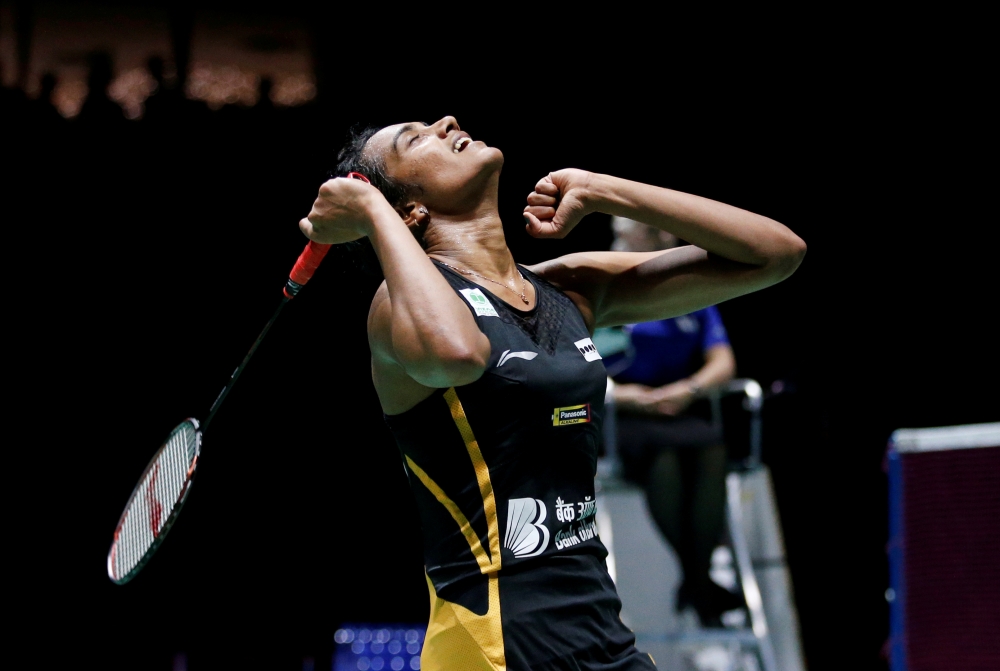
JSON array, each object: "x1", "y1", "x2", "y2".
[{"x1": 480, "y1": 145, "x2": 504, "y2": 171}]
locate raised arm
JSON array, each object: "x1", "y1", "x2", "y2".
[
  {"x1": 300, "y1": 178, "x2": 489, "y2": 409},
  {"x1": 524, "y1": 170, "x2": 806, "y2": 328}
]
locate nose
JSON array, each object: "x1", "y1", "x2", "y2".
[{"x1": 432, "y1": 116, "x2": 459, "y2": 138}]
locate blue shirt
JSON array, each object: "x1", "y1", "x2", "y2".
[{"x1": 608, "y1": 306, "x2": 730, "y2": 387}]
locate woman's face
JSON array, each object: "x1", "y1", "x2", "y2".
[{"x1": 366, "y1": 116, "x2": 504, "y2": 215}]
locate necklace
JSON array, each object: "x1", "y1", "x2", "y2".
[{"x1": 436, "y1": 260, "x2": 530, "y2": 305}]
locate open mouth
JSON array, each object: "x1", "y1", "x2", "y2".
[{"x1": 453, "y1": 136, "x2": 472, "y2": 153}]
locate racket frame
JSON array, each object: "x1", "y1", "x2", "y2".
[{"x1": 107, "y1": 418, "x2": 202, "y2": 585}]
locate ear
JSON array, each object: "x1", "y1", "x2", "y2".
[{"x1": 398, "y1": 202, "x2": 430, "y2": 234}]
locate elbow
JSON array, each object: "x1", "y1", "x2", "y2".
[
  {"x1": 769, "y1": 230, "x2": 807, "y2": 282},
  {"x1": 436, "y1": 344, "x2": 491, "y2": 386},
  {"x1": 400, "y1": 338, "x2": 490, "y2": 388}
]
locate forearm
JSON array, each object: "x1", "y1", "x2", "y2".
[
  {"x1": 685, "y1": 345, "x2": 736, "y2": 393},
  {"x1": 367, "y1": 203, "x2": 489, "y2": 381},
  {"x1": 587, "y1": 174, "x2": 805, "y2": 274},
  {"x1": 612, "y1": 382, "x2": 657, "y2": 414}
]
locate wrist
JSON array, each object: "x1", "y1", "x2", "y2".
[
  {"x1": 581, "y1": 172, "x2": 618, "y2": 214},
  {"x1": 364, "y1": 197, "x2": 403, "y2": 237}
]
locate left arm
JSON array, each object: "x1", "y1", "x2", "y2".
[{"x1": 524, "y1": 170, "x2": 806, "y2": 328}]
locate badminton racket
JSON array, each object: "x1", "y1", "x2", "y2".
[{"x1": 106, "y1": 172, "x2": 370, "y2": 585}]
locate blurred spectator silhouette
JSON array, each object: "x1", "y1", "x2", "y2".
[
  {"x1": 257, "y1": 77, "x2": 275, "y2": 111},
  {"x1": 0, "y1": 57, "x2": 29, "y2": 125},
  {"x1": 144, "y1": 55, "x2": 210, "y2": 131},
  {"x1": 143, "y1": 55, "x2": 169, "y2": 119},
  {"x1": 77, "y1": 51, "x2": 125, "y2": 127},
  {"x1": 248, "y1": 76, "x2": 278, "y2": 129},
  {"x1": 605, "y1": 216, "x2": 745, "y2": 627},
  {"x1": 30, "y1": 72, "x2": 63, "y2": 125}
]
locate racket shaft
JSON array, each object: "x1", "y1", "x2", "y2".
[{"x1": 203, "y1": 298, "x2": 287, "y2": 430}]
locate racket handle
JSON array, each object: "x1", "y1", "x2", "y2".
[
  {"x1": 284, "y1": 240, "x2": 332, "y2": 298},
  {"x1": 283, "y1": 173, "x2": 368, "y2": 299}
]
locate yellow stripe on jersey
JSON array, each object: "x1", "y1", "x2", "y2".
[
  {"x1": 407, "y1": 388, "x2": 508, "y2": 670},
  {"x1": 444, "y1": 387, "x2": 502, "y2": 572},
  {"x1": 404, "y1": 455, "x2": 493, "y2": 574},
  {"x1": 423, "y1": 571, "x2": 506, "y2": 671}
]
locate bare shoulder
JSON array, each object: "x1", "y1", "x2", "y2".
[{"x1": 525, "y1": 253, "x2": 625, "y2": 332}]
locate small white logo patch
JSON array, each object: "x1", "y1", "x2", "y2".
[
  {"x1": 459, "y1": 288, "x2": 499, "y2": 317},
  {"x1": 498, "y1": 349, "x2": 538, "y2": 367},
  {"x1": 505, "y1": 498, "x2": 550, "y2": 557},
  {"x1": 574, "y1": 337, "x2": 602, "y2": 362},
  {"x1": 675, "y1": 315, "x2": 699, "y2": 334}
]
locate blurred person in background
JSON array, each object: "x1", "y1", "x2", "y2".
[
  {"x1": 77, "y1": 51, "x2": 125, "y2": 126},
  {"x1": 606, "y1": 216, "x2": 745, "y2": 627}
]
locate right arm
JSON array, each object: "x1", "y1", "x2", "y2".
[{"x1": 300, "y1": 179, "x2": 490, "y2": 409}]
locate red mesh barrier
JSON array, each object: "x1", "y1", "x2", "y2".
[{"x1": 902, "y1": 445, "x2": 1000, "y2": 670}]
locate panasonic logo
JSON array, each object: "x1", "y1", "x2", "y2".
[{"x1": 552, "y1": 404, "x2": 592, "y2": 426}]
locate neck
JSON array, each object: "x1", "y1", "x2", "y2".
[{"x1": 423, "y1": 183, "x2": 517, "y2": 282}]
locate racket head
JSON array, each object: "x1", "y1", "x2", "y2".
[{"x1": 107, "y1": 419, "x2": 202, "y2": 584}]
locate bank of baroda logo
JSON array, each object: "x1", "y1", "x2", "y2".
[{"x1": 504, "y1": 498, "x2": 550, "y2": 557}]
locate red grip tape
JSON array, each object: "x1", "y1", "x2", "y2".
[
  {"x1": 283, "y1": 173, "x2": 367, "y2": 298},
  {"x1": 289, "y1": 240, "x2": 332, "y2": 285}
]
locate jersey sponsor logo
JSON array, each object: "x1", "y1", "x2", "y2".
[
  {"x1": 459, "y1": 288, "x2": 499, "y2": 317},
  {"x1": 554, "y1": 495, "x2": 596, "y2": 523},
  {"x1": 497, "y1": 349, "x2": 538, "y2": 367},
  {"x1": 552, "y1": 403, "x2": 591, "y2": 426},
  {"x1": 574, "y1": 337, "x2": 602, "y2": 362},
  {"x1": 553, "y1": 494, "x2": 600, "y2": 550},
  {"x1": 504, "y1": 498, "x2": 550, "y2": 557},
  {"x1": 555, "y1": 518, "x2": 600, "y2": 550}
]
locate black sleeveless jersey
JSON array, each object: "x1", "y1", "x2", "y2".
[{"x1": 384, "y1": 263, "x2": 656, "y2": 671}]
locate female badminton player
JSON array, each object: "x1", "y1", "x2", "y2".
[{"x1": 300, "y1": 117, "x2": 806, "y2": 670}]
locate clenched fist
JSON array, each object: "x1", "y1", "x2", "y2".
[
  {"x1": 299, "y1": 177, "x2": 388, "y2": 245},
  {"x1": 523, "y1": 168, "x2": 596, "y2": 239}
]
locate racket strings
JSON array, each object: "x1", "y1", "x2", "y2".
[{"x1": 111, "y1": 422, "x2": 199, "y2": 582}]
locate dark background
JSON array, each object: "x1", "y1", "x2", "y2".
[{"x1": 4, "y1": 4, "x2": 994, "y2": 669}]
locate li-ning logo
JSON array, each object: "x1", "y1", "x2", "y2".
[
  {"x1": 504, "y1": 498, "x2": 550, "y2": 557},
  {"x1": 552, "y1": 404, "x2": 591, "y2": 426},
  {"x1": 498, "y1": 349, "x2": 538, "y2": 367},
  {"x1": 574, "y1": 337, "x2": 602, "y2": 362}
]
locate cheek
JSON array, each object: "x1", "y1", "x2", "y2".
[{"x1": 411, "y1": 155, "x2": 471, "y2": 196}]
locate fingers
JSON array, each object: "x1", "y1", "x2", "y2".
[
  {"x1": 523, "y1": 212, "x2": 564, "y2": 239},
  {"x1": 656, "y1": 401, "x2": 680, "y2": 416},
  {"x1": 298, "y1": 217, "x2": 315, "y2": 240},
  {"x1": 534, "y1": 177, "x2": 559, "y2": 195},
  {"x1": 526, "y1": 191, "x2": 557, "y2": 207},
  {"x1": 523, "y1": 204, "x2": 556, "y2": 221},
  {"x1": 318, "y1": 178, "x2": 338, "y2": 198},
  {"x1": 526, "y1": 178, "x2": 559, "y2": 209}
]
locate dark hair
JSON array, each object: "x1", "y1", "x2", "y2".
[
  {"x1": 334, "y1": 124, "x2": 417, "y2": 209},
  {"x1": 328, "y1": 125, "x2": 416, "y2": 285}
]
